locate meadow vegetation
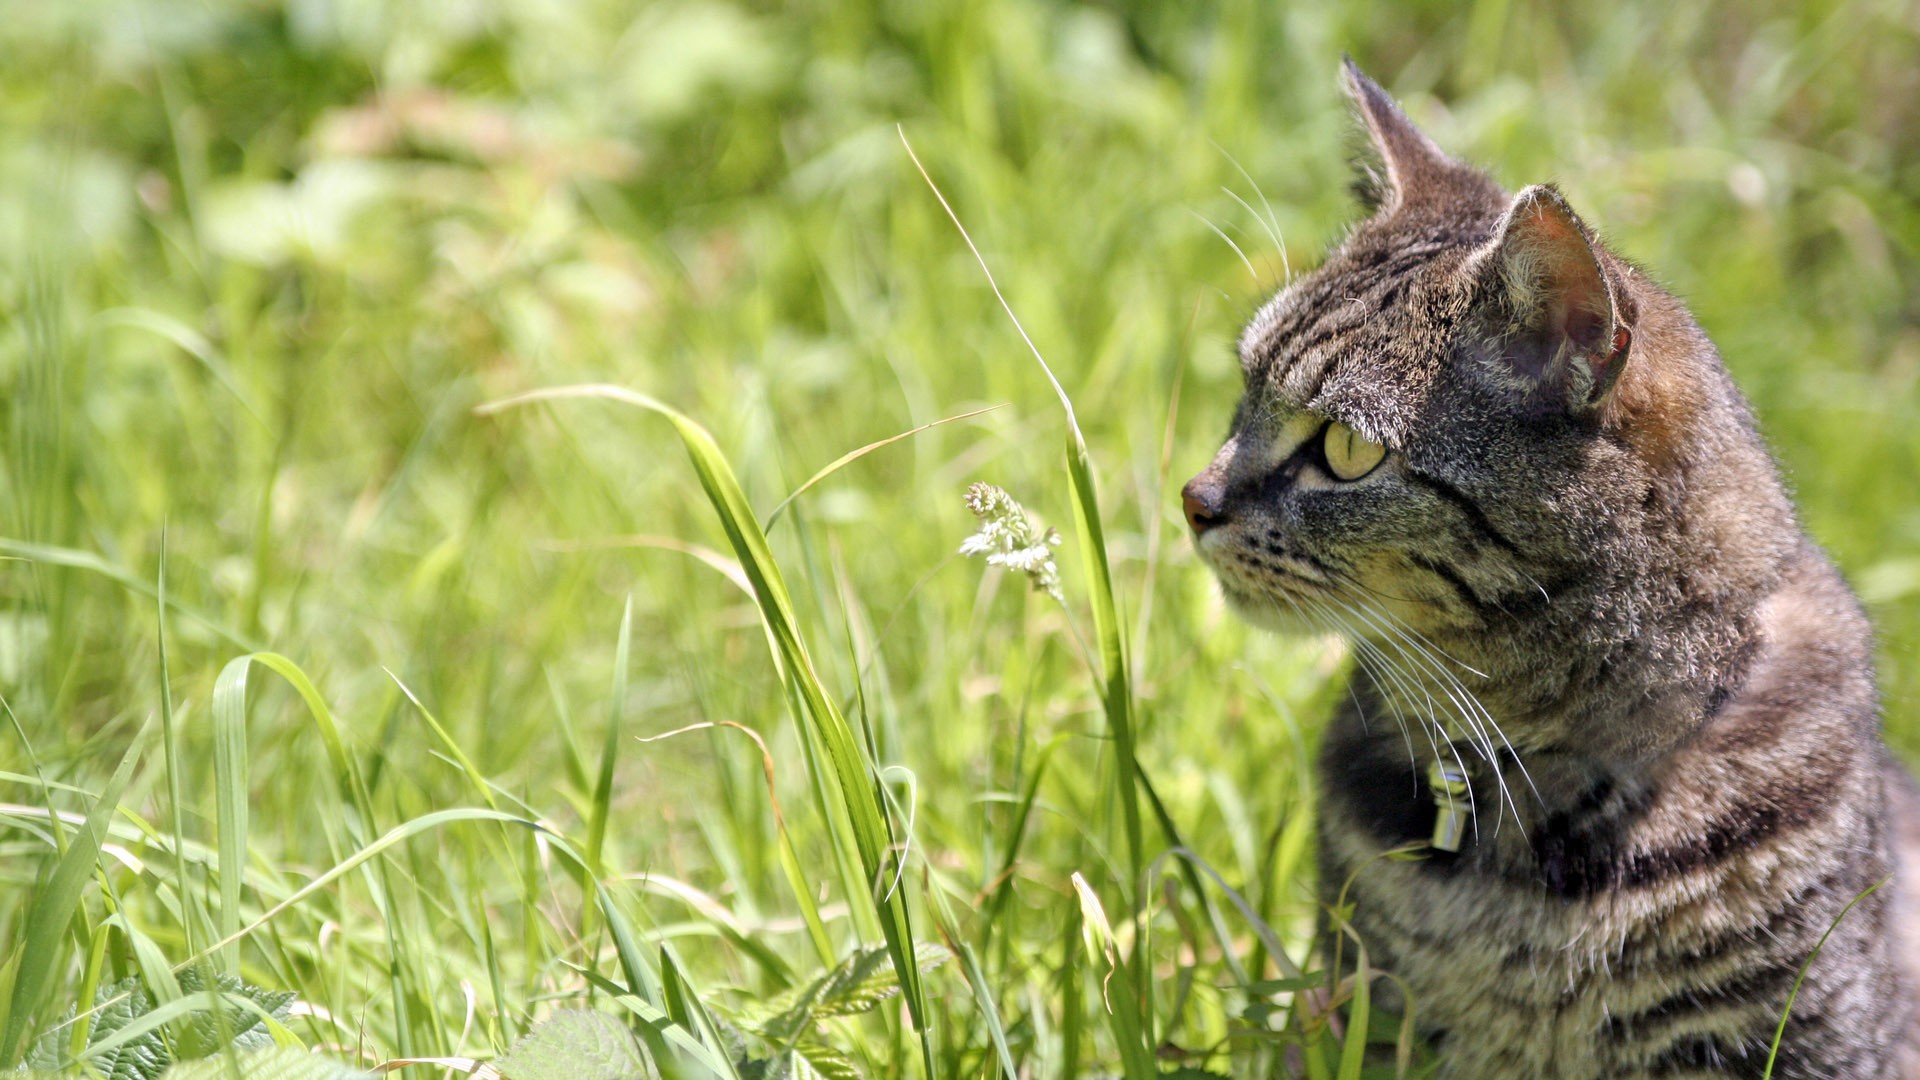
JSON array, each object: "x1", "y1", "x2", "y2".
[{"x1": 2, "y1": 0, "x2": 1917, "y2": 1076}]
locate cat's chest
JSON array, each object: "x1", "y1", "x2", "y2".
[
  {"x1": 1312, "y1": 720, "x2": 1792, "y2": 1077},
  {"x1": 1317, "y1": 821, "x2": 1774, "y2": 1079}
]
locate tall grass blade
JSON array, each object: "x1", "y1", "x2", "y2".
[
  {"x1": 588, "y1": 596, "x2": 633, "y2": 877},
  {"x1": 901, "y1": 126, "x2": 1153, "y2": 1064},
  {"x1": 1, "y1": 717, "x2": 151, "y2": 1066},
  {"x1": 478, "y1": 385, "x2": 938, "y2": 1075},
  {"x1": 0, "y1": 539, "x2": 259, "y2": 651},
  {"x1": 898, "y1": 126, "x2": 1145, "y2": 890},
  {"x1": 658, "y1": 946, "x2": 744, "y2": 1080},
  {"x1": 155, "y1": 532, "x2": 200, "y2": 963},
  {"x1": 209, "y1": 654, "x2": 254, "y2": 974},
  {"x1": 1337, "y1": 942, "x2": 1369, "y2": 1080}
]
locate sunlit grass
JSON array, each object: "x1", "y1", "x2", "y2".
[{"x1": 1, "y1": 0, "x2": 1916, "y2": 1076}]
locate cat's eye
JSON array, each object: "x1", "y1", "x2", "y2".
[{"x1": 1321, "y1": 422, "x2": 1387, "y2": 481}]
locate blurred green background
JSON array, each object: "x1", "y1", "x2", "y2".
[{"x1": 2, "y1": 0, "x2": 1917, "y2": 1075}]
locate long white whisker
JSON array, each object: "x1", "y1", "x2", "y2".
[
  {"x1": 1333, "y1": 588, "x2": 1538, "y2": 836},
  {"x1": 1295, "y1": 596, "x2": 1471, "y2": 833},
  {"x1": 1299, "y1": 601, "x2": 1432, "y2": 781},
  {"x1": 1221, "y1": 187, "x2": 1284, "y2": 265},
  {"x1": 1211, "y1": 140, "x2": 1290, "y2": 282},
  {"x1": 1319, "y1": 594, "x2": 1492, "y2": 836},
  {"x1": 1189, "y1": 209, "x2": 1261, "y2": 283},
  {"x1": 1350, "y1": 583, "x2": 1491, "y2": 679},
  {"x1": 1344, "y1": 591, "x2": 1531, "y2": 783},
  {"x1": 1265, "y1": 587, "x2": 1432, "y2": 790}
]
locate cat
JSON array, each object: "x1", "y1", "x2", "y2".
[{"x1": 1183, "y1": 60, "x2": 1920, "y2": 1078}]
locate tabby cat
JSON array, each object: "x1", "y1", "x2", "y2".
[{"x1": 1183, "y1": 61, "x2": 1920, "y2": 1078}]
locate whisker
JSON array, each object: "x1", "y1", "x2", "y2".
[
  {"x1": 1331, "y1": 587, "x2": 1539, "y2": 836},
  {"x1": 1211, "y1": 140, "x2": 1290, "y2": 282},
  {"x1": 1341, "y1": 575, "x2": 1491, "y2": 678},
  {"x1": 1189, "y1": 209, "x2": 1261, "y2": 283},
  {"x1": 1264, "y1": 588, "x2": 1432, "y2": 790}
]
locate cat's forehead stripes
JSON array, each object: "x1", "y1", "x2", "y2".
[{"x1": 1237, "y1": 229, "x2": 1481, "y2": 448}]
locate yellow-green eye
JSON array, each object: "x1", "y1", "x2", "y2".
[{"x1": 1322, "y1": 422, "x2": 1387, "y2": 481}]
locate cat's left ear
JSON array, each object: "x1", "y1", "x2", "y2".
[
  {"x1": 1342, "y1": 58, "x2": 1456, "y2": 213},
  {"x1": 1470, "y1": 184, "x2": 1631, "y2": 409}
]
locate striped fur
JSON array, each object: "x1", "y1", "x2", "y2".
[{"x1": 1186, "y1": 62, "x2": 1920, "y2": 1077}]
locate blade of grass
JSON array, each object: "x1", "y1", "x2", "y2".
[
  {"x1": 588, "y1": 597, "x2": 634, "y2": 880},
  {"x1": 923, "y1": 874, "x2": 1016, "y2": 1078},
  {"x1": 898, "y1": 124, "x2": 1144, "y2": 891},
  {"x1": 478, "y1": 385, "x2": 937, "y2": 1076},
  {"x1": 155, "y1": 532, "x2": 202, "y2": 962},
  {"x1": 763, "y1": 404, "x2": 1006, "y2": 530},
  {"x1": 637, "y1": 722, "x2": 832, "y2": 970},
  {"x1": 1068, "y1": 872, "x2": 1155, "y2": 1080},
  {"x1": 658, "y1": 946, "x2": 744, "y2": 1080},
  {"x1": 385, "y1": 671, "x2": 497, "y2": 812},
  {"x1": 1336, "y1": 940, "x2": 1369, "y2": 1080},
  {"x1": 0, "y1": 539, "x2": 260, "y2": 652},
  {"x1": 1762, "y1": 875, "x2": 1890, "y2": 1079},
  {"x1": 0, "y1": 716, "x2": 151, "y2": 1066},
  {"x1": 209, "y1": 647, "x2": 253, "y2": 974}
]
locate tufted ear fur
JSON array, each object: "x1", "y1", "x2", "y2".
[
  {"x1": 1341, "y1": 58, "x2": 1459, "y2": 213},
  {"x1": 1470, "y1": 184, "x2": 1631, "y2": 409}
]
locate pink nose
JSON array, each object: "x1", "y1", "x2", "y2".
[{"x1": 1181, "y1": 478, "x2": 1227, "y2": 535}]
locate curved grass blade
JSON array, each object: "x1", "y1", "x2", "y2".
[
  {"x1": 1336, "y1": 940, "x2": 1369, "y2": 1080},
  {"x1": 1762, "y1": 876, "x2": 1890, "y2": 1079},
  {"x1": 902, "y1": 127, "x2": 1152, "y2": 1063},
  {"x1": 210, "y1": 655, "x2": 253, "y2": 974},
  {"x1": 898, "y1": 128, "x2": 1145, "y2": 892},
  {"x1": 763, "y1": 404, "x2": 1006, "y2": 530},
  {"x1": 0, "y1": 539, "x2": 260, "y2": 652},
  {"x1": 587, "y1": 597, "x2": 633, "y2": 878},
  {"x1": 478, "y1": 385, "x2": 938, "y2": 1076}
]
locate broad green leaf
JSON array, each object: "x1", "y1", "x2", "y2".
[
  {"x1": 26, "y1": 977, "x2": 165, "y2": 1080},
  {"x1": 494, "y1": 1010, "x2": 652, "y2": 1080}
]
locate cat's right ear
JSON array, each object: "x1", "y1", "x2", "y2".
[
  {"x1": 1341, "y1": 58, "x2": 1454, "y2": 213},
  {"x1": 1468, "y1": 184, "x2": 1630, "y2": 410}
]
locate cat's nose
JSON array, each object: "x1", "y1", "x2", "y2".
[{"x1": 1181, "y1": 476, "x2": 1228, "y2": 535}]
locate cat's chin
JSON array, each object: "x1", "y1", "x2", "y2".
[{"x1": 1217, "y1": 582, "x2": 1323, "y2": 636}]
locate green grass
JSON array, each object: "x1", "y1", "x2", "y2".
[{"x1": 2, "y1": 0, "x2": 1917, "y2": 1076}]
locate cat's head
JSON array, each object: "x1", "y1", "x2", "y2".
[{"x1": 1185, "y1": 62, "x2": 1753, "y2": 654}]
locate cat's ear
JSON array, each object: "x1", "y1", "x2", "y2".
[
  {"x1": 1341, "y1": 58, "x2": 1454, "y2": 213},
  {"x1": 1471, "y1": 184, "x2": 1630, "y2": 409}
]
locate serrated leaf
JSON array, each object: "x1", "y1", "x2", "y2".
[
  {"x1": 26, "y1": 976, "x2": 166, "y2": 1080},
  {"x1": 26, "y1": 971, "x2": 301, "y2": 1080},
  {"x1": 743, "y1": 943, "x2": 948, "y2": 1045},
  {"x1": 494, "y1": 1010, "x2": 654, "y2": 1080},
  {"x1": 173, "y1": 969, "x2": 297, "y2": 1059},
  {"x1": 158, "y1": 1046, "x2": 367, "y2": 1080},
  {"x1": 788, "y1": 1041, "x2": 863, "y2": 1080},
  {"x1": 735, "y1": 1041, "x2": 863, "y2": 1080}
]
